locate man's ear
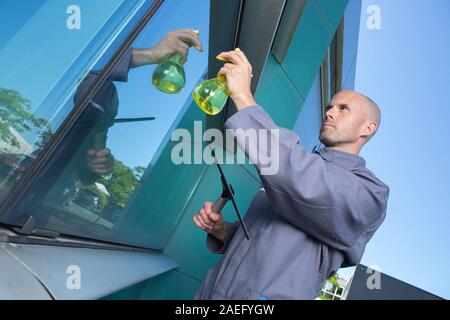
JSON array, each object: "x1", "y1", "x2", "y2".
[
  {"x1": 368, "y1": 121, "x2": 378, "y2": 136},
  {"x1": 361, "y1": 121, "x2": 377, "y2": 139}
]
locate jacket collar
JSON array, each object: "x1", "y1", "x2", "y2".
[{"x1": 314, "y1": 147, "x2": 366, "y2": 170}]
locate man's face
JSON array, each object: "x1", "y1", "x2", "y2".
[{"x1": 319, "y1": 91, "x2": 369, "y2": 147}]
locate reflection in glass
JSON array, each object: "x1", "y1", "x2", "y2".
[
  {"x1": 152, "y1": 52, "x2": 186, "y2": 94},
  {"x1": 2, "y1": 0, "x2": 210, "y2": 251},
  {"x1": 0, "y1": 88, "x2": 52, "y2": 203},
  {"x1": 30, "y1": 39, "x2": 202, "y2": 241},
  {"x1": 0, "y1": 0, "x2": 153, "y2": 206}
]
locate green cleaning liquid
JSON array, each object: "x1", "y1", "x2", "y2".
[
  {"x1": 152, "y1": 52, "x2": 185, "y2": 94},
  {"x1": 192, "y1": 76, "x2": 230, "y2": 115}
]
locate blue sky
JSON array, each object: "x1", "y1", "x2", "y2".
[{"x1": 351, "y1": 0, "x2": 450, "y2": 298}]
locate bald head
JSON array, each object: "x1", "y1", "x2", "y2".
[
  {"x1": 361, "y1": 94, "x2": 381, "y2": 135},
  {"x1": 335, "y1": 90, "x2": 381, "y2": 138},
  {"x1": 320, "y1": 90, "x2": 382, "y2": 153}
]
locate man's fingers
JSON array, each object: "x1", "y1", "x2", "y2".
[
  {"x1": 220, "y1": 65, "x2": 233, "y2": 75},
  {"x1": 234, "y1": 48, "x2": 252, "y2": 73},
  {"x1": 91, "y1": 148, "x2": 110, "y2": 158},
  {"x1": 216, "y1": 51, "x2": 245, "y2": 65},
  {"x1": 216, "y1": 52, "x2": 240, "y2": 65},
  {"x1": 233, "y1": 48, "x2": 251, "y2": 66},
  {"x1": 204, "y1": 201, "x2": 222, "y2": 222},
  {"x1": 217, "y1": 67, "x2": 229, "y2": 78},
  {"x1": 194, "y1": 214, "x2": 211, "y2": 232},
  {"x1": 88, "y1": 149, "x2": 113, "y2": 164},
  {"x1": 193, "y1": 200, "x2": 224, "y2": 233},
  {"x1": 89, "y1": 156, "x2": 110, "y2": 165},
  {"x1": 208, "y1": 211, "x2": 221, "y2": 223},
  {"x1": 217, "y1": 50, "x2": 252, "y2": 75},
  {"x1": 193, "y1": 215, "x2": 207, "y2": 231},
  {"x1": 176, "y1": 41, "x2": 189, "y2": 63},
  {"x1": 173, "y1": 30, "x2": 203, "y2": 51},
  {"x1": 176, "y1": 28, "x2": 201, "y2": 39},
  {"x1": 198, "y1": 211, "x2": 213, "y2": 229},
  {"x1": 200, "y1": 208, "x2": 213, "y2": 227},
  {"x1": 204, "y1": 201, "x2": 214, "y2": 214},
  {"x1": 89, "y1": 163, "x2": 111, "y2": 170},
  {"x1": 222, "y1": 63, "x2": 234, "y2": 69},
  {"x1": 176, "y1": 40, "x2": 189, "y2": 51}
]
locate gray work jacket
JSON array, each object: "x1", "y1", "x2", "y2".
[{"x1": 195, "y1": 105, "x2": 389, "y2": 300}]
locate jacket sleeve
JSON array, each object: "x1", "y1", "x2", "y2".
[
  {"x1": 224, "y1": 105, "x2": 389, "y2": 251},
  {"x1": 206, "y1": 221, "x2": 240, "y2": 254},
  {"x1": 108, "y1": 47, "x2": 133, "y2": 82}
]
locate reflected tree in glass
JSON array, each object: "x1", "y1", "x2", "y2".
[{"x1": 0, "y1": 88, "x2": 50, "y2": 149}]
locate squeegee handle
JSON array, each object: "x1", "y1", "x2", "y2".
[
  {"x1": 212, "y1": 196, "x2": 228, "y2": 213},
  {"x1": 93, "y1": 133, "x2": 106, "y2": 151}
]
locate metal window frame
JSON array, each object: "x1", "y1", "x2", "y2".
[
  {"x1": 330, "y1": 19, "x2": 344, "y2": 96},
  {"x1": 320, "y1": 16, "x2": 345, "y2": 119},
  {"x1": 320, "y1": 51, "x2": 330, "y2": 119},
  {"x1": 272, "y1": 0, "x2": 308, "y2": 64},
  {"x1": 204, "y1": 0, "x2": 246, "y2": 131}
]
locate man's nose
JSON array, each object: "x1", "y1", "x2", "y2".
[{"x1": 325, "y1": 110, "x2": 335, "y2": 120}]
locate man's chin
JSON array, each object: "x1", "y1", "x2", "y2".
[{"x1": 319, "y1": 135, "x2": 336, "y2": 147}]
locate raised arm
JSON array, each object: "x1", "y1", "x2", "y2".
[{"x1": 225, "y1": 105, "x2": 389, "y2": 250}]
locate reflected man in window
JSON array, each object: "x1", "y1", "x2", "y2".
[{"x1": 22, "y1": 29, "x2": 203, "y2": 230}]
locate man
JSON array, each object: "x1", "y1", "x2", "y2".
[{"x1": 193, "y1": 49, "x2": 389, "y2": 300}]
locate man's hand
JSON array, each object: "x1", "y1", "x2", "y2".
[
  {"x1": 131, "y1": 28, "x2": 204, "y2": 67},
  {"x1": 216, "y1": 49, "x2": 257, "y2": 111},
  {"x1": 87, "y1": 148, "x2": 114, "y2": 175},
  {"x1": 193, "y1": 201, "x2": 228, "y2": 242}
]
